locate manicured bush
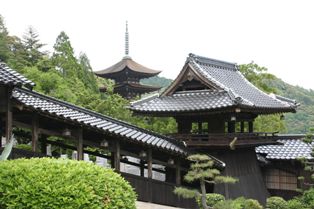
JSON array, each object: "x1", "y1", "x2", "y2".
[
  {"x1": 196, "y1": 193, "x2": 225, "y2": 208},
  {"x1": 266, "y1": 196, "x2": 288, "y2": 209},
  {"x1": 287, "y1": 198, "x2": 307, "y2": 209},
  {"x1": 0, "y1": 158, "x2": 136, "y2": 209},
  {"x1": 243, "y1": 199, "x2": 263, "y2": 209}
]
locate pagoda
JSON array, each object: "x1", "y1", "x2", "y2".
[
  {"x1": 130, "y1": 53, "x2": 298, "y2": 203},
  {"x1": 95, "y1": 22, "x2": 161, "y2": 99}
]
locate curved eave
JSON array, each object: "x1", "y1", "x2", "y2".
[{"x1": 95, "y1": 57, "x2": 161, "y2": 78}]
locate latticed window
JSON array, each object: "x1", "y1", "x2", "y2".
[{"x1": 265, "y1": 169, "x2": 297, "y2": 190}]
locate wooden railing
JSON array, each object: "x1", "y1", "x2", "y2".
[
  {"x1": 0, "y1": 147, "x2": 47, "y2": 159},
  {"x1": 171, "y1": 132, "x2": 279, "y2": 148},
  {"x1": 121, "y1": 172, "x2": 198, "y2": 208}
]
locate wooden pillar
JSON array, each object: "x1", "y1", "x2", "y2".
[
  {"x1": 175, "y1": 160, "x2": 181, "y2": 185},
  {"x1": 228, "y1": 121, "x2": 235, "y2": 133},
  {"x1": 140, "y1": 160, "x2": 145, "y2": 177},
  {"x1": 177, "y1": 118, "x2": 192, "y2": 134},
  {"x1": 198, "y1": 121, "x2": 202, "y2": 134},
  {"x1": 31, "y1": 115, "x2": 39, "y2": 152},
  {"x1": 41, "y1": 136, "x2": 47, "y2": 155},
  {"x1": 249, "y1": 121, "x2": 254, "y2": 133},
  {"x1": 5, "y1": 88, "x2": 12, "y2": 144},
  {"x1": 76, "y1": 129, "x2": 83, "y2": 160},
  {"x1": 240, "y1": 121, "x2": 245, "y2": 133},
  {"x1": 111, "y1": 140, "x2": 120, "y2": 171},
  {"x1": 147, "y1": 148, "x2": 152, "y2": 179}
]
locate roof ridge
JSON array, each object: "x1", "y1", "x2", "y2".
[
  {"x1": 14, "y1": 87, "x2": 185, "y2": 149},
  {"x1": 188, "y1": 53, "x2": 237, "y2": 70}
]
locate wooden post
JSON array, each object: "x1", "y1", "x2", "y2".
[
  {"x1": 228, "y1": 121, "x2": 235, "y2": 133},
  {"x1": 77, "y1": 129, "x2": 83, "y2": 160},
  {"x1": 41, "y1": 136, "x2": 47, "y2": 155},
  {"x1": 249, "y1": 121, "x2": 254, "y2": 133},
  {"x1": 111, "y1": 140, "x2": 120, "y2": 171},
  {"x1": 175, "y1": 160, "x2": 181, "y2": 185},
  {"x1": 140, "y1": 160, "x2": 145, "y2": 177},
  {"x1": 31, "y1": 115, "x2": 39, "y2": 152},
  {"x1": 240, "y1": 121, "x2": 245, "y2": 133},
  {"x1": 147, "y1": 148, "x2": 152, "y2": 179},
  {"x1": 198, "y1": 121, "x2": 202, "y2": 134},
  {"x1": 4, "y1": 88, "x2": 12, "y2": 144}
]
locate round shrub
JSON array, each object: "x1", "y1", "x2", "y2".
[
  {"x1": 196, "y1": 193, "x2": 225, "y2": 208},
  {"x1": 243, "y1": 199, "x2": 263, "y2": 209},
  {"x1": 0, "y1": 158, "x2": 136, "y2": 209},
  {"x1": 266, "y1": 196, "x2": 288, "y2": 209}
]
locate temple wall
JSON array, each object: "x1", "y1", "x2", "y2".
[{"x1": 212, "y1": 148, "x2": 269, "y2": 205}]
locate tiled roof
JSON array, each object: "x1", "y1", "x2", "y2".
[
  {"x1": 131, "y1": 90, "x2": 234, "y2": 113},
  {"x1": 95, "y1": 57, "x2": 160, "y2": 78},
  {"x1": 0, "y1": 63, "x2": 35, "y2": 88},
  {"x1": 12, "y1": 88, "x2": 187, "y2": 155},
  {"x1": 130, "y1": 54, "x2": 297, "y2": 114},
  {"x1": 256, "y1": 137, "x2": 313, "y2": 160}
]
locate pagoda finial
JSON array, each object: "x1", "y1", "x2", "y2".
[{"x1": 125, "y1": 21, "x2": 129, "y2": 56}]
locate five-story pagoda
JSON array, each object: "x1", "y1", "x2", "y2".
[{"x1": 130, "y1": 53, "x2": 298, "y2": 203}]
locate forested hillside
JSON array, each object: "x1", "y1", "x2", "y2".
[{"x1": 0, "y1": 14, "x2": 312, "y2": 134}]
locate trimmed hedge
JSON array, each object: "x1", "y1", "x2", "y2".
[
  {"x1": 266, "y1": 196, "x2": 288, "y2": 209},
  {"x1": 0, "y1": 158, "x2": 136, "y2": 209}
]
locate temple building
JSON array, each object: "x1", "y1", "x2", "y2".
[
  {"x1": 130, "y1": 53, "x2": 298, "y2": 203},
  {"x1": 95, "y1": 22, "x2": 161, "y2": 99}
]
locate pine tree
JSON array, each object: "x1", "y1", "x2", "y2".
[
  {"x1": 22, "y1": 26, "x2": 46, "y2": 66},
  {"x1": 0, "y1": 15, "x2": 10, "y2": 62},
  {"x1": 174, "y1": 154, "x2": 237, "y2": 209}
]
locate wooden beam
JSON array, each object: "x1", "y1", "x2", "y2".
[
  {"x1": 31, "y1": 115, "x2": 39, "y2": 152},
  {"x1": 111, "y1": 140, "x2": 120, "y2": 171},
  {"x1": 175, "y1": 160, "x2": 181, "y2": 185},
  {"x1": 147, "y1": 148, "x2": 153, "y2": 179},
  {"x1": 76, "y1": 129, "x2": 84, "y2": 160}
]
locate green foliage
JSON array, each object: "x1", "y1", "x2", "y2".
[
  {"x1": 212, "y1": 197, "x2": 262, "y2": 209},
  {"x1": 174, "y1": 187, "x2": 199, "y2": 199},
  {"x1": 0, "y1": 158, "x2": 136, "y2": 209},
  {"x1": 196, "y1": 193, "x2": 225, "y2": 209},
  {"x1": 266, "y1": 196, "x2": 288, "y2": 209},
  {"x1": 14, "y1": 144, "x2": 32, "y2": 151}
]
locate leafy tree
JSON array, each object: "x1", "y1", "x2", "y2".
[
  {"x1": 0, "y1": 15, "x2": 10, "y2": 62},
  {"x1": 174, "y1": 154, "x2": 237, "y2": 209}
]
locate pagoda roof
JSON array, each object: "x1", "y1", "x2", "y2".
[
  {"x1": 130, "y1": 53, "x2": 298, "y2": 115},
  {"x1": 95, "y1": 56, "x2": 161, "y2": 78},
  {"x1": 0, "y1": 62, "x2": 35, "y2": 89}
]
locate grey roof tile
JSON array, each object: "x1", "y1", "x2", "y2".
[
  {"x1": 0, "y1": 63, "x2": 35, "y2": 88},
  {"x1": 256, "y1": 138, "x2": 313, "y2": 160},
  {"x1": 130, "y1": 54, "x2": 297, "y2": 113},
  {"x1": 13, "y1": 88, "x2": 187, "y2": 155}
]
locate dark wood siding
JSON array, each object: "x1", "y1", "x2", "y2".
[
  {"x1": 212, "y1": 148, "x2": 269, "y2": 205},
  {"x1": 122, "y1": 172, "x2": 198, "y2": 208}
]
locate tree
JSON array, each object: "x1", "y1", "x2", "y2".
[
  {"x1": 0, "y1": 15, "x2": 10, "y2": 62},
  {"x1": 22, "y1": 26, "x2": 46, "y2": 66},
  {"x1": 174, "y1": 154, "x2": 237, "y2": 209}
]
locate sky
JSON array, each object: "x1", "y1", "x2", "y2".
[{"x1": 1, "y1": 0, "x2": 314, "y2": 89}]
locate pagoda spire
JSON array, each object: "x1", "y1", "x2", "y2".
[{"x1": 125, "y1": 21, "x2": 129, "y2": 56}]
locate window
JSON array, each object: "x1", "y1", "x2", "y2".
[{"x1": 265, "y1": 169, "x2": 297, "y2": 190}]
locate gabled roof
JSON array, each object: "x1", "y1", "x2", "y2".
[
  {"x1": 95, "y1": 57, "x2": 161, "y2": 78},
  {"x1": 12, "y1": 88, "x2": 187, "y2": 155},
  {"x1": 0, "y1": 63, "x2": 35, "y2": 89},
  {"x1": 256, "y1": 135, "x2": 312, "y2": 160},
  {"x1": 130, "y1": 53, "x2": 298, "y2": 115}
]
